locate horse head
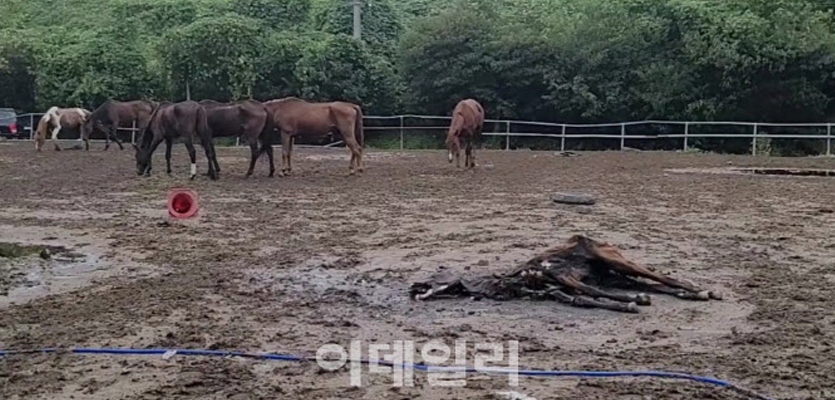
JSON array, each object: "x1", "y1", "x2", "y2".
[{"x1": 446, "y1": 135, "x2": 460, "y2": 163}]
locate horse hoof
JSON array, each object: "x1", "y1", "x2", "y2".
[
  {"x1": 626, "y1": 302, "x2": 639, "y2": 313},
  {"x1": 696, "y1": 290, "x2": 711, "y2": 300},
  {"x1": 708, "y1": 291, "x2": 723, "y2": 300},
  {"x1": 190, "y1": 175, "x2": 196, "y2": 180},
  {"x1": 636, "y1": 293, "x2": 652, "y2": 306}
]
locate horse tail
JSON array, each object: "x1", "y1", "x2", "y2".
[
  {"x1": 354, "y1": 105, "x2": 364, "y2": 149},
  {"x1": 35, "y1": 112, "x2": 51, "y2": 144},
  {"x1": 196, "y1": 105, "x2": 212, "y2": 142},
  {"x1": 256, "y1": 105, "x2": 276, "y2": 157}
]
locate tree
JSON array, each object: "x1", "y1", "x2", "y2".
[
  {"x1": 232, "y1": 0, "x2": 311, "y2": 28},
  {"x1": 35, "y1": 27, "x2": 153, "y2": 108},
  {"x1": 0, "y1": 34, "x2": 36, "y2": 110},
  {"x1": 295, "y1": 34, "x2": 400, "y2": 114},
  {"x1": 159, "y1": 15, "x2": 264, "y2": 100},
  {"x1": 315, "y1": 0, "x2": 402, "y2": 56},
  {"x1": 399, "y1": 2, "x2": 500, "y2": 116}
]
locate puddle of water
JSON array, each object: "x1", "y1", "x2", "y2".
[
  {"x1": 0, "y1": 225, "x2": 156, "y2": 308},
  {"x1": 666, "y1": 166, "x2": 835, "y2": 178},
  {"x1": 0, "y1": 207, "x2": 116, "y2": 221}
]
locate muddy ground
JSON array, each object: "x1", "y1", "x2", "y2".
[{"x1": 0, "y1": 141, "x2": 833, "y2": 400}]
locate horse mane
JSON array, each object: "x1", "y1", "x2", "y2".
[{"x1": 138, "y1": 101, "x2": 170, "y2": 148}]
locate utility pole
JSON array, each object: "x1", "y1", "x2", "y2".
[{"x1": 353, "y1": 0, "x2": 362, "y2": 40}]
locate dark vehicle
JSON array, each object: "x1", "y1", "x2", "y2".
[{"x1": 0, "y1": 108, "x2": 22, "y2": 139}]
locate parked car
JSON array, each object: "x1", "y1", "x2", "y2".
[{"x1": 0, "y1": 108, "x2": 23, "y2": 139}]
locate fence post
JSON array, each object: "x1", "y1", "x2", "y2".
[
  {"x1": 620, "y1": 123, "x2": 626, "y2": 151},
  {"x1": 683, "y1": 122, "x2": 689, "y2": 152},
  {"x1": 399, "y1": 115, "x2": 404, "y2": 150},
  {"x1": 29, "y1": 114, "x2": 34, "y2": 140},
  {"x1": 131, "y1": 121, "x2": 136, "y2": 145},
  {"x1": 827, "y1": 123, "x2": 832, "y2": 157},
  {"x1": 505, "y1": 121, "x2": 511, "y2": 150},
  {"x1": 560, "y1": 124, "x2": 566, "y2": 152},
  {"x1": 236, "y1": 137, "x2": 241, "y2": 147},
  {"x1": 752, "y1": 123, "x2": 758, "y2": 156}
]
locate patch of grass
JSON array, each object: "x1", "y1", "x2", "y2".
[{"x1": 0, "y1": 242, "x2": 44, "y2": 259}]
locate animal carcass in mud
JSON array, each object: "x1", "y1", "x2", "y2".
[{"x1": 410, "y1": 235, "x2": 722, "y2": 313}]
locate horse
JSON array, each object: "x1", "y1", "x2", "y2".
[
  {"x1": 445, "y1": 99, "x2": 484, "y2": 168},
  {"x1": 134, "y1": 101, "x2": 218, "y2": 180},
  {"x1": 199, "y1": 99, "x2": 276, "y2": 177},
  {"x1": 34, "y1": 107, "x2": 92, "y2": 151},
  {"x1": 260, "y1": 97, "x2": 364, "y2": 176},
  {"x1": 411, "y1": 235, "x2": 722, "y2": 313},
  {"x1": 81, "y1": 99, "x2": 155, "y2": 151}
]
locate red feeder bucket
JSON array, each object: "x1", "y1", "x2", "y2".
[{"x1": 167, "y1": 189, "x2": 199, "y2": 219}]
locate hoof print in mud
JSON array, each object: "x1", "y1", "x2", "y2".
[{"x1": 410, "y1": 235, "x2": 721, "y2": 313}]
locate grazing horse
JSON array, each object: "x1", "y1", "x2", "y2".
[
  {"x1": 446, "y1": 99, "x2": 484, "y2": 168},
  {"x1": 199, "y1": 99, "x2": 276, "y2": 177},
  {"x1": 81, "y1": 99, "x2": 155, "y2": 151},
  {"x1": 260, "y1": 97, "x2": 364, "y2": 176},
  {"x1": 34, "y1": 107, "x2": 91, "y2": 151},
  {"x1": 134, "y1": 101, "x2": 218, "y2": 180}
]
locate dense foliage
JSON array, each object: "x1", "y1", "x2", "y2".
[{"x1": 2, "y1": 0, "x2": 835, "y2": 132}]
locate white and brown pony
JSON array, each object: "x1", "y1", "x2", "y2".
[{"x1": 35, "y1": 107, "x2": 92, "y2": 151}]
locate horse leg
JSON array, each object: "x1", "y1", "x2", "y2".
[
  {"x1": 246, "y1": 139, "x2": 258, "y2": 177},
  {"x1": 144, "y1": 136, "x2": 165, "y2": 176},
  {"x1": 184, "y1": 140, "x2": 198, "y2": 180},
  {"x1": 605, "y1": 275, "x2": 715, "y2": 301},
  {"x1": 287, "y1": 136, "x2": 295, "y2": 174},
  {"x1": 343, "y1": 134, "x2": 361, "y2": 176},
  {"x1": 546, "y1": 287, "x2": 638, "y2": 313},
  {"x1": 280, "y1": 131, "x2": 292, "y2": 176},
  {"x1": 51, "y1": 123, "x2": 62, "y2": 151},
  {"x1": 212, "y1": 139, "x2": 221, "y2": 174},
  {"x1": 593, "y1": 245, "x2": 720, "y2": 300},
  {"x1": 200, "y1": 136, "x2": 219, "y2": 180},
  {"x1": 555, "y1": 275, "x2": 651, "y2": 306},
  {"x1": 165, "y1": 137, "x2": 173, "y2": 175},
  {"x1": 265, "y1": 139, "x2": 276, "y2": 177},
  {"x1": 109, "y1": 126, "x2": 124, "y2": 151},
  {"x1": 466, "y1": 137, "x2": 475, "y2": 168}
]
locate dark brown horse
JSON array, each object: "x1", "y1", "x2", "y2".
[
  {"x1": 199, "y1": 99, "x2": 275, "y2": 177},
  {"x1": 260, "y1": 97, "x2": 364, "y2": 176},
  {"x1": 446, "y1": 99, "x2": 484, "y2": 168},
  {"x1": 81, "y1": 99, "x2": 155, "y2": 151},
  {"x1": 412, "y1": 235, "x2": 722, "y2": 313},
  {"x1": 134, "y1": 101, "x2": 218, "y2": 180}
]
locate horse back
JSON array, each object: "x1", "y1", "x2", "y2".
[{"x1": 450, "y1": 99, "x2": 484, "y2": 138}]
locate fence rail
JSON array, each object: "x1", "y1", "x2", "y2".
[{"x1": 4, "y1": 113, "x2": 833, "y2": 156}]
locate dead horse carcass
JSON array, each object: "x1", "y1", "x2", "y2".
[{"x1": 410, "y1": 235, "x2": 722, "y2": 313}]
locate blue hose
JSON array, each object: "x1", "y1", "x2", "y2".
[{"x1": 0, "y1": 347, "x2": 779, "y2": 400}]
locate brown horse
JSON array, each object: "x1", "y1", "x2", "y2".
[
  {"x1": 446, "y1": 99, "x2": 484, "y2": 168},
  {"x1": 34, "y1": 107, "x2": 91, "y2": 151},
  {"x1": 134, "y1": 101, "x2": 218, "y2": 180},
  {"x1": 412, "y1": 235, "x2": 722, "y2": 313},
  {"x1": 200, "y1": 99, "x2": 276, "y2": 177},
  {"x1": 81, "y1": 99, "x2": 155, "y2": 151},
  {"x1": 261, "y1": 97, "x2": 364, "y2": 176}
]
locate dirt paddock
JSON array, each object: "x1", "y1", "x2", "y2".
[{"x1": 1, "y1": 141, "x2": 834, "y2": 400}]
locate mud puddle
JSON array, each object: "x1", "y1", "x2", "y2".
[
  {"x1": 666, "y1": 166, "x2": 835, "y2": 178},
  {"x1": 0, "y1": 225, "x2": 155, "y2": 308}
]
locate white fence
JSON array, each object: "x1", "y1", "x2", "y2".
[
  {"x1": 365, "y1": 115, "x2": 834, "y2": 156},
  {"x1": 5, "y1": 113, "x2": 833, "y2": 156}
]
